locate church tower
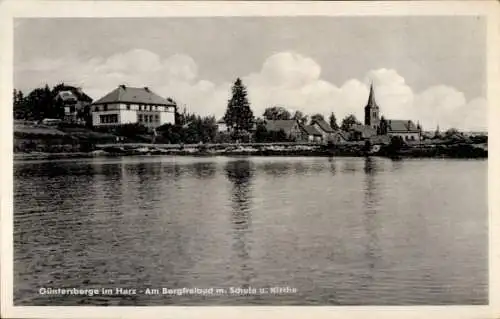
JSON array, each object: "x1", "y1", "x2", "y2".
[{"x1": 364, "y1": 83, "x2": 380, "y2": 130}]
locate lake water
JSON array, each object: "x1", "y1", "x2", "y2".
[{"x1": 13, "y1": 156, "x2": 488, "y2": 305}]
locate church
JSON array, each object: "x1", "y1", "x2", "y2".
[{"x1": 352, "y1": 83, "x2": 421, "y2": 142}]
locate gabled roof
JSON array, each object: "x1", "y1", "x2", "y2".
[
  {"x1": 351, "y1": 124, "x2": 377, "y2": 137},
  {"x1": 311, "y1": 119, "x2": 334, "y2": 133},
  {"x1": 369, "y1": 135, "x2": 391, "y2": 145},
  {"x1": 264, "y1": 119, "x2": 299, "y2": 133},
  {"x1": 53, "y1": 85, "x2": 93, "y2": 102},
  {"x1": 56, "y1": 90, "x2": 78, "y2": 102},
  {"x1": 387, "y1": 119, "x2": 419, "y2": 132},
  {"x1": 92, "y1": 85, "x2": 174, "y2": 106},
  {"x1": 301, "y1": 125, "x2": 322, "y2": 136}
]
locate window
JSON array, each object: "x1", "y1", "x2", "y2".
[
  {"x1": 405, "y1": 136, "x2": 409, "y2": 141},
  {"x1": 149, "y1": 105, "x2": 153, "y2": 111},
  {"x1": 155, "y1": 106, "x2": 158, "y2": 111},
  {"x1": 139, "y1": 105, "x2": 142, "y2": 111},
  {"x1": 95, "y1": 106, "x2": 100, "y2": 112},
  {"x1": 103, "y1": 104, "x2": 108, "y2": 111},
  {"x1": 155, "y1": 115, "x2": 159, "y2": 122},
  {"x1": 126, "y1": 104, "x2": 131, "y2": 110},
  {"x1": 138, "y1": 114, "x2": 143, "y2": 122},
  {"x1": 411, "y1": 135, "x2": 415, "y2": 141},
  {"x1": 99, "y1": 114, "x2": 118, "y2": 124},
  {"x1": 149, "y1": 115, "x2": 153, "y2": 122}
]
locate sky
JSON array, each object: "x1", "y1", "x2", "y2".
[{"x1": 14, "y1": 17, "x2": 487, "y2": 131}]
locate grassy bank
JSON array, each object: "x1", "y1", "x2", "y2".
[{"x1": 13, "y1": 122, "x2": 487, "y2": 160}]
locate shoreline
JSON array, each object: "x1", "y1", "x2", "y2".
[{"x1": 14, "y1": 144, "x2": 488, "y2": 161}]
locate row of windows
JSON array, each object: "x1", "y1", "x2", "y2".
[
  {"x1": 100, "y1": 114, "x2": 118, "y2": 124},
  {"x1": 138, "y1": 114, "x2": 160, "y2": 123},
  {"x1": 94, "y1": 104, "x2": 169, "y2": 112},
  {"x1": 394, "y1": 135, "x2": 417, "y2": 141}
]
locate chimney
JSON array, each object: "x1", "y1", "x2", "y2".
[
  {"x1": 144, "y1": 87, "x2": 150, "y2": 92},
  {"x1": 119, "y1": 84, "x2": 126, "y2": 90}
]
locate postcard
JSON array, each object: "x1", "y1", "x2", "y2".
[{"x1": 1, "y1": 1, "x2": 499, "y2": 318}]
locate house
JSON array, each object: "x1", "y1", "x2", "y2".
[
  {"x1": 327, "y1": 131, "x2": 349, "y2": 145},
  {"x1": 217, "y1": 118, "x2": 228, "y2": 133},
  {"x1": 53, "y1": 85, "x2": 93, "y2": 122},
  {"x1": 310, "y1": 118, "x2": 335, "y2": 141},
  {"x1": 264, "y1": 119, "x2": 303, "y2": 141},
  {"x1": 217, "y1": 118, "x2": 257, "y2": 134},
  {"x1": 349, "y1": 124, "x2": 377, "y2": 141},
  {"x1": 383, "y1": 119, "x2": 421, "y2": 142},
  {"x1": 300, "y1": 125, "x2": 323, "y2": 143},
  {"x1": 91, "y1": 85, "x2": 176, "y2": 128}
]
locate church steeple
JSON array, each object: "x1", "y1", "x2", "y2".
[
  {"x1": 367, "y1": 82, "x2": 377, "y2": 108},
  {"x1": 364, "y1": 82, "x2": 380, "y2": 129}
]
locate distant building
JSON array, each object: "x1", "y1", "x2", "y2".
[
  {"x1": 53, "y1": 85, "x2": 93, "y2": 122},
  {"x1": 350, "y1": 124, "x2": 377, "y2": 141},
  {"x1": 91, "y1": 85, "x2": 176, "y2": 128},
  {"x1": 217, "y1": 118, "x2": 229, "y2": 133},
  {"x1": 310, "y1": 118, "x2": 335, "y2": 141},
  {"x1": 300, "y1": 125, "x2": 323, "y2": 143},
  {"x1": 349, "y1": 83, "x2": 421, "y2": 142},
  {"x1": 383, "y1": 119, "x2": 421, "y2": 142},
  {"x1": 328, "y1": 131, "x2": 349, "y2": 145},
  {"x1": 264, "y1": 119, "x2": 303, "y2": 141}
]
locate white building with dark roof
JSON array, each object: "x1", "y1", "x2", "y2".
[{"x1": 91, "y1": 85, "x2": 176, "y2": 128}]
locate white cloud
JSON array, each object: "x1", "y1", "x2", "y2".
[{"x1": 15, "y1": 49, "x2": 487, "y2": 131}]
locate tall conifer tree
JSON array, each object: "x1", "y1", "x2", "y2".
[{"x1": 224, "y1": 78, "x2": 254, "y2": 133}]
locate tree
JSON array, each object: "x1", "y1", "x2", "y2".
[
  {"x1": 224, "y1": 78, "x2": 254, "y2": 135},
  {"x1": 341, "y1": 114, "x2": 360, "y2": 131},
  {"x1": 293, "y1": 110, "x2": 308, "y2": 125},
  {"x1": 329, "y1": 112, "x2": 339, "y2": 130},
  {"x1": 13, "y1": 89, "x2": 26, "y2": 119},
  {"x1": 310, "y1": 113, "x2": 324, "y2": 123},
  {"x1": 445, "y1": 128, "x2": 460, "y2": 138},
  {"x1": 378, "y1": 116, "x2": 388, "y2": 135},
  {"x1": 263, "y1": 106, "x2": 291, "y2": 120},
  {"x1": 254, "y1": 122, "x2": 269, "y2": 143}
]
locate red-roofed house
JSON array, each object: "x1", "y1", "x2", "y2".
[{"x1": 91, "y1": 85, "x2": 176, "y2": 128}]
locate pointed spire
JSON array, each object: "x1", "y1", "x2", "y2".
[{"x1": 366, "y1": 81, "x2": 378, "y2": 108}]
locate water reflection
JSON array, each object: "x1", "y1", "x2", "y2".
[
  {"x1": 262, "y1": 161, "x2": 293, "y2": 177},
  {"x1": 362, "y1": 157, "x2": 381, "y2": 281},
  {"x1": 190, "y1": 161, "x2": 217, "y2": 179},
  {"x1": 342, "y1": 161, "x2": 357, "y2": 173},
  {"x1": 328, "y1": 157, "x2": 337, "y2": 175},
  {"x1": 225, "y1": 160, "x2": 255, "y2": 288}
]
